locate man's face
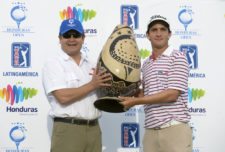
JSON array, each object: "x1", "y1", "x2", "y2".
[
  {"x1": 146, "y1": 23, "x2": 171, "y2": 49},
  {"x1": 59, "y1": 30, "x2": 84, "y2": 57}
]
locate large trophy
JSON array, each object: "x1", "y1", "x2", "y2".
[{"x1": 94, "y1": 25, "x2": 141, "y2": 113}]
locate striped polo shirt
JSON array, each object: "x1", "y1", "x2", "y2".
[{"x1": 142, "y1": 46, "x2": 190, "y2": 128}]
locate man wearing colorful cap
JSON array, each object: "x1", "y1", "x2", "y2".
[
  {"x1": 42, "y1": 18, "x2": 111, "y2": 152},
  {"x1": 119, "y1": 15, "x2": 192, "y2": 152}
]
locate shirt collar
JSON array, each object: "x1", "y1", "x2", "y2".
[
  {"x1": 149, "y1": 45, "x2": 173, "y2": 60},
  {"x1": 58, "y1": 50, "x2": 89, "y2": 62},
  {"x1": 162, "y1": 45, "x2": 173, "y2": 56}
]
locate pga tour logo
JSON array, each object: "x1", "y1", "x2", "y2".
[
  {"x1": 180, "y1": 44, "x2": 198, "y2": 69},
  {"x1": 121, "y1": 5, "x2": 139, "y2": 29},
  {"x1": 11, "y1": 42, "x2": 31, "y2": 68},
  {"x1": 121, "y1": 123, "x2": 139, "y2": 148}
]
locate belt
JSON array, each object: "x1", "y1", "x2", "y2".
[
  {"x1": 54, "y1": 117, "x2": 98, "y2": 126},
  {"x1": 152, "y1": 120, "x2": 185, "y2": 130}
]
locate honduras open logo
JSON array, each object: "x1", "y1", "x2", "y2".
[
  {"x1": 5, "y1": 2, "x2": 33, "y2": 36},
  {"x1": 10, "y1": 2, "x2": 27, "y2": 29},
  {"x1": 9, "y1": 123, "x2": 27, "y2": 151},
  {"x1": 178, "y1": 6, "x2": 194, "y2": 31}
]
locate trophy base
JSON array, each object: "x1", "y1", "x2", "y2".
[{"x1": 94, "y1": 97, "x2": 128, "y2": 113}]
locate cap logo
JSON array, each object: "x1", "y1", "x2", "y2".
[
  {"x1": 68, "y1": 19, "x2": 74, "y2": 24},
  {"x1": 150, "y1": 15, "x2": 167, "y2": 21},
  {"x1": 59, "y1": 18, "x2": 84, "y2": 35},
  {"x1": 68, "y1": 19, "x2": 76, "y2": 27}
]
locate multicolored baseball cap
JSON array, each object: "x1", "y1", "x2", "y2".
[{"x1": 59, "y1": 18, "x2": 84, "y2": 35}]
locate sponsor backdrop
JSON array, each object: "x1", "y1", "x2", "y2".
[{"x1": 0, "y1": 0, "x2": 225, "y2": 152}]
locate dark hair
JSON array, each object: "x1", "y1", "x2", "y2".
[{"x1": 146, "y1": 20, "x2": 171, "y2": 34}]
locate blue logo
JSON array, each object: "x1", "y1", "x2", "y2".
[
  {"x1": 180, "y1": 45, "x2": 198, "y2": 69},
  {"x1": 178, "y1": 6, "x2": 194, "y2": 31},
  {"x1": 1, "y1": 2, "x2": 34, "y2": 37},
  {"x1": 174, "y1": 6, "x2": 198, "y2": 40},
  {"x1": 10, "y1": 2, "x2": 27, "y2": 29},
  {"x1": 121, "y1": 5, "x2": 139, "y2": 29},
  {"x1": 121, "y1": 123, "x2": 139, "y2": 148},
  {"x1": 11, "y1": 42, "x2": 31, "y2": 68},
  {"x1": 9, "y1": 123, "x2": 27, "y2": 151}
]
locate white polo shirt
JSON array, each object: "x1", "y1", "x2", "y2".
[{"x1": 42, "y1": 50, "x2": 101, "y2": 120}]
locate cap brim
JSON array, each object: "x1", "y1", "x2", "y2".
[
  {"x1": 60, "y1": 28, "x2": 83, "y2": 35},
  {"x1": 150, "y1": 19, "x2": 169, "y2": 25}
]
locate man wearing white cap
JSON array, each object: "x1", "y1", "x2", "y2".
[
  {"x1": 119, "y1": 15, "x2": 192, "y2": 152},
  {"x1": 42, "y1": 18, "x2": 111, "y2": 152}
]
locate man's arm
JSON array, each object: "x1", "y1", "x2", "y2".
[
  {"x1": 119, "y1": 88, "x2": 180, "y2": 109},
  {"x1": 52, "y1": 69, "x2": 111, "y2": 105}
]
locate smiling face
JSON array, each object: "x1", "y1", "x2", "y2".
[
  {"x1": 59, "y1": 30, "x2": 85, "y2": 57},
  {"x1": 146, "y1": 23, "x2": 171, "y2": 50}
]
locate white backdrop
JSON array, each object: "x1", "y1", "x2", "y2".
[{"x1": 1, "y1": 0, "x2": 225, "y2": 152}]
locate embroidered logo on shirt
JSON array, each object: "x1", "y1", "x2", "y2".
[{"x1": 158, "y1": 70, "x2": 168, "y2": 75}]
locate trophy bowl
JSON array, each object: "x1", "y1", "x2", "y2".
[{"x1": 94, "y1": 25, "x2": 141, "y2": 113}]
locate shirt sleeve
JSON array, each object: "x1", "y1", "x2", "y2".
[
  {"x1": 42, "y1": 58, "x2": 67, "y2": 95},
  {"x1": 168, "y1": 52, "x2": 189, "y2": 92}
]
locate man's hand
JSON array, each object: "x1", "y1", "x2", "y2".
[
  {"x1": 119, "y1": 96, "x2": 137, "y2": 109},
  {"x1": 89, "y1": 68, "x2": 112, "y2": 88}
]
